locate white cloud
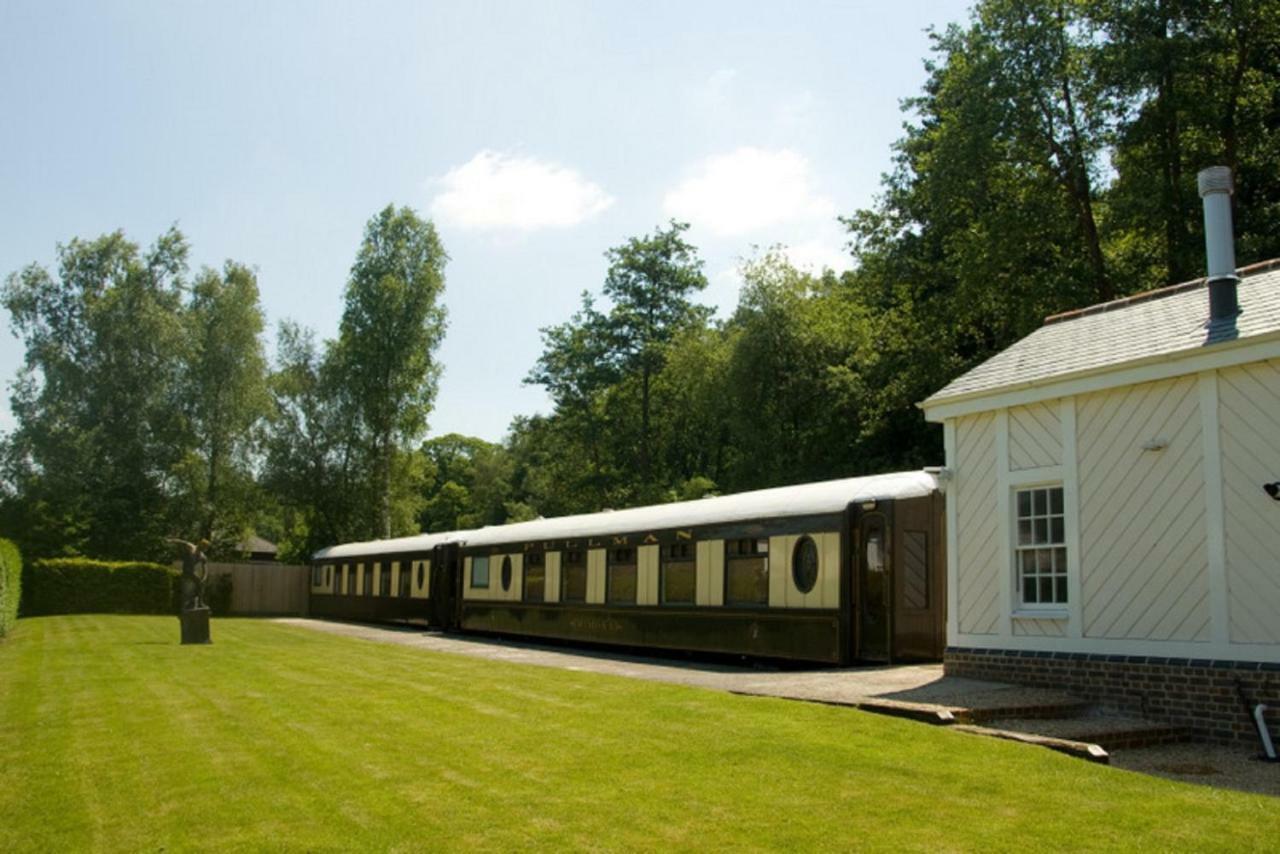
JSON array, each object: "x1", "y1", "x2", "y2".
[
  {"x1": 430, "y1": 150, "x2": 614, "y2": 231},
  {"x1": 781, "y1": 234, "x2": 852, "y2": 275},
  {"x1": 663, "y1": 147, "x2": 835, "y2": 237}
]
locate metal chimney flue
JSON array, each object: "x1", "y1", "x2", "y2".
[{"x1": 1197, "y1": 166, "x2": 1239, "y2": 321}]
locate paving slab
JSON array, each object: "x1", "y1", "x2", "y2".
[{"x1": 275, "y1": 618, "x2": 1075, "y2": 716}]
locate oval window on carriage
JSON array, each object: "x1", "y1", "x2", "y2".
[
  {"x1": 501, "y1": 556, "x2": 513, "y2": 591},
  {"x1": 792, "y1": 536, "x2": 819, "y2": 594}
]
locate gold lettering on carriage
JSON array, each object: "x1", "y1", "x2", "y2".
[{"x1": 568, "y1": 616, "x2": 624, "y2": 633}]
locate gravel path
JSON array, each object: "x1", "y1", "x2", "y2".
[{"x1": 1111, "y1": 742, "x2": 1280, "y2": 798}]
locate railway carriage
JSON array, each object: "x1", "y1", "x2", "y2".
[{"x1": 309, "y1": 470, "x2": 946, "y2": 664}]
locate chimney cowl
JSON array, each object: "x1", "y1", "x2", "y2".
[{"x1": 1197, "y1": 166, "x2": 1233, "y2": 198}]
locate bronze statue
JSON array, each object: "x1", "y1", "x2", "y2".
[{"x1": 169, "y1": 538, "x2": 212, "y2": 644}]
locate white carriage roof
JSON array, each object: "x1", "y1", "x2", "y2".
[
  {"x1": 313, "y1": 530, "x2": 472, "y2": 561},
  {"x1": 922, "y1": 259, "x2": 1280, "y2": 411},
  {"x1": 313, "y1": 470, "x2": 940, "y2": 560}
]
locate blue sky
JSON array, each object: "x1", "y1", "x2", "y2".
[{"x1": 0, "y1": 0, "x2": 972, "y2": 443}]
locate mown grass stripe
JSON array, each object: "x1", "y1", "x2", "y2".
[{"x1": 0, "y1": 616, "x2": 1275, "y2": 852}]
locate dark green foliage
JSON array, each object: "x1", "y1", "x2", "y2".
[
  {"x1": 264, "y1": 207, "x2": 446, "y2": 561},
  {"x1": 1, "y1": 230, "x2": 189, "y2": 561},
  {"x1": 21, "y1": 558, "x2": 176, "y2": 616},
  {"x1": 172, "y1": 262, "x2": 271, "y2": 551},
  {"x1": 506, "y1": 0, "x2": 1279, "y2": 520},
  {"x1": 0, "y1": 538, "x2": 21, "y2": 637},
  {"x1": 336, "y1": 205, "x2": 448, "y2": 538},
  {"x1": 204, "y1": 573, "x2": 233, "y2": 616},
  {"x1": 0, "y1": 228, "x2": 274, "y2": 564}
]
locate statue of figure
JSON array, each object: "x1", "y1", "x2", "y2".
[
  {"x1": 169, "y1": 538, "x2": 209, "y2": 611},
  {"x1": 168, "y1": 537, "x2": 213, "y2": 644}
]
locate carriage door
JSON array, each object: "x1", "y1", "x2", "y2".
[
  {"x1": 429, "y1": 544, "x2": 460, "y2": 631},
  {"x1": 857, "y1": 512, "x2": 892, "y2": 662}
]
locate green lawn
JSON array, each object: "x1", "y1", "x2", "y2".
[{"x1": 0, "y1": 616, "x2": 1275, "y2": 852}]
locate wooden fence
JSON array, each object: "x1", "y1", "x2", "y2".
[{"x1": 203, "y1": 562, "x2": 310, "y2": 616}]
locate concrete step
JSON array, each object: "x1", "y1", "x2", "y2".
[
  {"x1": 951, "y1": 724, "x2": 1111, "y2": 764},
  {"x1": 957, "y1": 700, "x2": 1092, "y2": 724}
]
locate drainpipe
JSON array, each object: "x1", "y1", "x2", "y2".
[{"x1": 1237, "y1": 681, "x2": 1279, "y2": 762}]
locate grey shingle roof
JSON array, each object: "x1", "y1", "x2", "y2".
[
  {"x1": 923, "y1": 260, "x2": 1280, "y2": 407},
  {"x1": 238, "y1": 534, "x2": 278, "y2": 555}
]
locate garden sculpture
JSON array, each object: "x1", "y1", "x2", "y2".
[{"x1": 169, "y1": 538, "x2": 212, "y2": 644}]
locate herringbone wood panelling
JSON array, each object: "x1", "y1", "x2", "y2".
[
  {"x1": 955, "y1": 412, "x2": 1000, "y2": 635},
  {"x1": 1218, "y1": 358, "x2": 1280, "y2": 644},
  {"x1": 1012, "y1": 617, "x2": 1067, "y2": 638},
  {"x1": 1009, "y1": 401, "x2": 1062, "y2": 470},
  {"x1": 1077, "y1": 377, "x2": 1210, "y2": 641}
]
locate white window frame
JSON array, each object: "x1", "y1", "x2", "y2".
[{"x1": 1012, "y1": 483, "x2": 1069, "y2": 611}]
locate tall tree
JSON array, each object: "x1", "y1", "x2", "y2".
[
  {"x1": 1098, "y1": 0, "x2": 1280, "y2": 285},
  {"x1": 334, "y1": 205, "x2": 448, "y2": 538},
  {"x1": 598, "y1": 221, "x2": 710, "y2": 491},
  {"x1": 525, "y1": 295, "x2": 618, "y2": 508},
  {"x1": 1, "y1": 229, "x2": 188, "y2": 559},
  {"x1": 262, "y1": 322, "x2": 370, "y2": 562},
  {"x1": 174, "y1": 262, "x2": 270, "y2": 550}
]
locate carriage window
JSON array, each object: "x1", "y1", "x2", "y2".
[
  {"x1": 524, "y1": 552, "x2": 546, "y2": 603},
  {"x1": 500, "y1": 556, "x2": 513, "y2": 591},
  {"x1": 326, "y1": 565, "x2": 332, "y2": 587},
  {"x1": 378, "y1": 561, "x2": 391, "y2": 596},
  {"x1": 417, "y1": 562, "x2": 425, "y2": 590},
  {"x1": 471, "y1": 555, "x2": 490, "y2": 588},
  {"x1": 562, "y1": 550, "x2": 587, "y2": 603},
  {"x1": 725, "y1": 538, "x2": 769, "y2": 606},
  {"x1": 399, "y1": 562, "x2": 413, "y2": 597},
  {"x1": 661, "y1": 542, "x2": 696, "y2": 605},
  {"x1": 607, "y1": 547, "x2": 637, "y2": 605},
  {"x1": 340, "y1": 564, "x2": 349, "y2": 594},
  {"x1": 363, "y1": 564, "x2": 373, "y2": 596},
  {"x1": 792, "y1": 537, "x2": 819, "y2": 594}
]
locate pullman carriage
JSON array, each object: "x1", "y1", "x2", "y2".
[{"x1": 309, "y1": 470, "x2": 946, "y2": 665}]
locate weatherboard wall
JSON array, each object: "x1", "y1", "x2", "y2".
[
  {"x1": 1218, "y1": 357, "x2": 1280, "y2": 646},
  {"x1": 943, "y1": 366, "x2": 1280, "y2": 664}
]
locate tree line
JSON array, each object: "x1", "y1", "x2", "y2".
[
  {"x1": 1, "y1": 207, "x2": 447, "y2": 563},
  {"x1": 2, "y1": 0, "x2": 1277, "y2": 563}
]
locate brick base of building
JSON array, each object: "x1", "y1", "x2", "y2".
[{"x1": 945, "y1": 646, "x2": 1280, "y2": 745}]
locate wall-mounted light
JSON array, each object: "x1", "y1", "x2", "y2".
[
  {"x1": 860, "y1": 500, "x2": 877, "y2": 511},
  {"x1": 1264, "y1": 482, "x2": 1280, "y2": 501},
  {"x1": 1141, "y1": 438, "x2": 1170, "y2": 452}
]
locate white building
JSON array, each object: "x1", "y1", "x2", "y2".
[{"x1": 921, "y1": 168, "x2": 1280, "y2": 741}]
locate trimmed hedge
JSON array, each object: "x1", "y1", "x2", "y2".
[
  {"x1": 21, "y1": 558, "x2": 176, "y2": 616},
  {"x1": 0, "y1": 538, "x2": 20, "y2": 637}
]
